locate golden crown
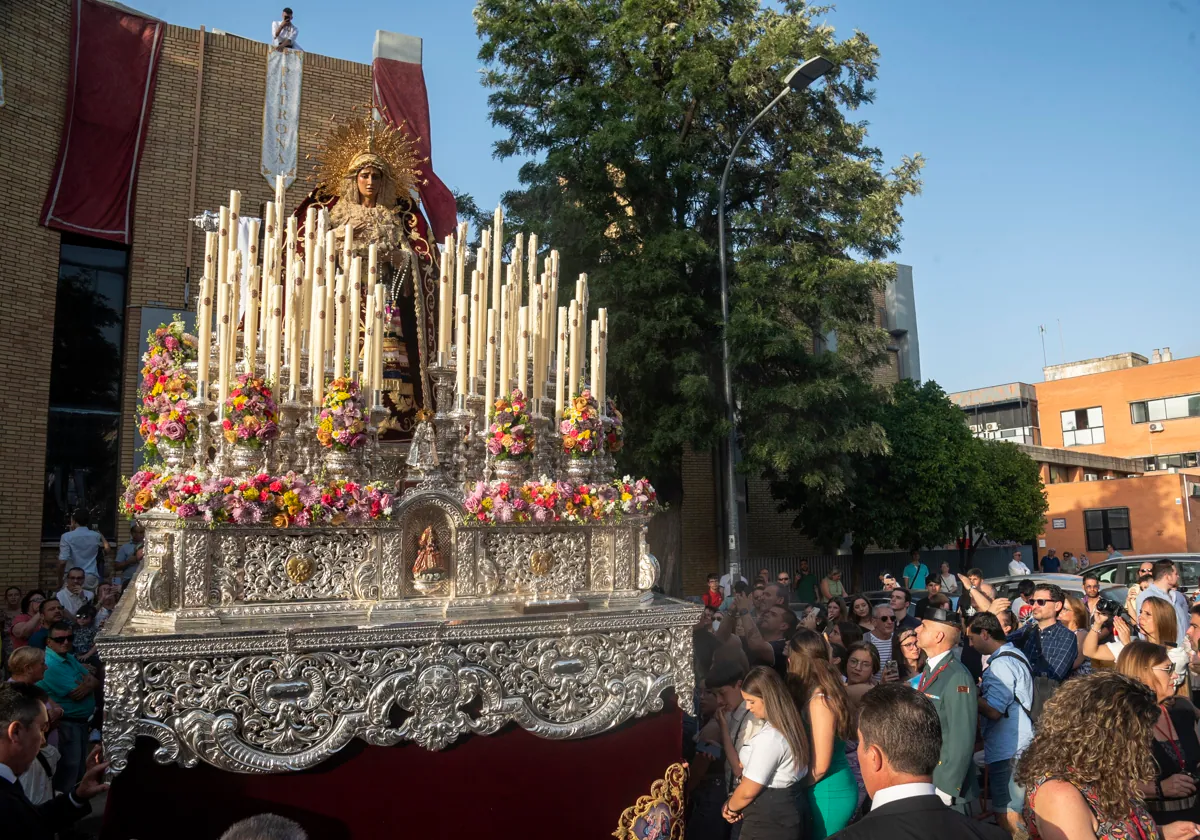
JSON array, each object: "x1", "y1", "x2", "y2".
[{"x1": 309, "y1": 104, "x2": 428, "y2": 196}]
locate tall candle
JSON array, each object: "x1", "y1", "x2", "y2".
[
  {"x1": 576, "y1": 273, "x2": 588, "y2": 319},
  {"x1": 527, "y1": 233, "x2": 538, "y2": 300},
  {"x1": 438, "y1": 244, "x2": 452, "y2": 360},
  {"x1": 227, "y1": 250, "x2": 241, "y2": 385},
  {"x1": 363, "y1": 293, "x2": 376, "y2": 390},
  {"x1": 530, "y1": 283, "x2": 542, "y2": 401},
  {"x1": 468, "y1": 269, "x2": 482, "y2": 379},
  {"x1": 491, "y1": 206, "x2": 503, "y2": 322},
  {"x1": 512, "y1": 233, "x2": 524, "y2": 307},
  {"x1": 267, "y1": 285, "x2": 282, "y2": 383},
  {"x1": 198, "y1": 232, "x2": 216, "y2": 394},
  {"x1": 216, "y1": 276, "x2": 230, "y2": 411},
  {"x1": 273, "y1": 175, "x2": 284, "y2": 221},
  {"x1": 517, "y1": 306, "x2": 529, "y2": 397},
  {"x1": 310, "y1": 285, "x2": 326, "y2": 404},
  {"x1": 333, "y1": 272, "x2": 347, "y2": 380},
  {"x1": 479, "y1": 228, "x2": 490, "y2": 308},
  {"x1": 287, "y1": 268, "x2": 301, "y2": 401},
  {"x1": 244, "y1": 266, "x2": 260, "y2": 374},
  {"x1": 217, "y1": 206, "x2": 230, "y2": 334},
  {"x1": 349, "y1": 257, "x2": 362, "y2": 383},
  {"x1": 498, "y1": 287, "x2": 510, "y2": 398},
  {"x1": 597, "y1": 308, "x2": 608, "y2": 414},
  {"x1": 555, "y1": 306, "x2": 567, "y2": 419},
  {"x1": 367, "y1": 243, "x2": 378, "y2": 299},
  {"x1": 485, "y1": 308, "x2": 497, "y2": 413},
  {"x1": 324, "y1": 233, "x2": 336, "y2": 351},
  {"x1": 455, "y1": 222, "x2": 467, "y2": 305},
  {"x1": 342, "y1": 222, "x2": 354, "y2": 270},
  {"x1": 457, "y1": 293, "x2": 470, "y2": 397},
  {"x1": 568, "y1": 299, "x2": 581, "y2": 398},
  {"x1": 373, "y1": 287, "x2": 385, "y2": 394},
  {"x1": 590, "y1": 319, "x2": 600, "y2": 399},
  {"x1": 229, "y1": 190, "x2": 241, "y2": 233}
]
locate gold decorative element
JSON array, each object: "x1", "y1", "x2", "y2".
[
  {"x1": 285, "y1": 554, "x2": 316, "y2": 584},
  {"x1": 613, "y1": 763, "x2": 687, "y2": 840},
  {"x1": 309, "y1": 104, "x2": 428, "y2": 201},
  {"x1": 412, "y1": 525, "x2": 448, "y2": 594},
  {"x1": 529, "y1": 549, "x2": 556, "y2": 577}
]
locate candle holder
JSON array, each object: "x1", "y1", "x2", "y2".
[
  {"x1": 531, "y1": 410, "x2": 558, "y2": 481},
  {"x1": 449, "y1": 395, "x2": 475, "y2": 487},
  {"x1": 406, "y1": 417, "x2": 448, "y2": 489},
  {"x1": 275, "y1": 400, "x2": 308, "y2": 474},
  {"x1": 187, "y1": 389, "x2": 213, "y2": 475},
  {"x1": 367, "y1": 391, "x2": 390, "y2": 481},
  {"x1": 429, "y1": 363, "x2": 457, "y2": 469},
  {"x1": 462, "y1": 393, "x2": 487, "y2": 484}
]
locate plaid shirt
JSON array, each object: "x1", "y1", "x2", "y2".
[{"x1": 1008, "y1": 619, "x2": 1077, "y2": 682}]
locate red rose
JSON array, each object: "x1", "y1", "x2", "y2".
[
  {"x1": 321, "y1": 493, "x2": 333, "y2": 505},
  {"x1": 222, "y1": 419, "x2": 233, "y2": 430},
  {"x1": 269, "y1": 481, "x2": 283, "y2": 493},
  {"x1": 259, "y1": 490, "x2": 270, "y2": 502}
]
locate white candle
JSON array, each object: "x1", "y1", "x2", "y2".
[
  {"x1": 576, "y1": 273, "x2": 588, "y2": 319},
  {"x1": 324, "y1": 234, "x2": 336, "y2": 352},
  {"x1": 217, "y1": 206, "x2": 230, "y2": 337},
  {"x1": 527, "y1": 233, "x2": 538, "y2": 300},
  {"x1": 568, "y1": 299, "x2": 581, "y2": 399},
  {"x1": 438, "y1": 242, "x2": 452, "y2": 360},
  {"x1": 512, "y1": 233, "x2": 524, "y2": 307},
  {"x1": 274, "y1": 175, "x2": 284, "y2": 220},
  {"x1": 198, "y1": 232, "x2": 216, "y2": 395},
  {"x1": 597, "y1": 308, "x2": 608, "y2": 415},
  {"x1": 267, "y1": 284, "x2": 282, "y2": 384},
  {"x1": 349, "y1": 257, "x2": 362, "y2": 384},
  {"x1": 468, "y1": 269, "x2": 481, "y2": 383},
  {"x1": 363, "y1": 293, "x2": 376, "y2": 390},
  {"x1": 499, "y1": 287, "x2": 510, "y2": 398},
  {"x1": 491, "y1": 206, "x2": 503, "y2": 324},
  {"x1": 455, "y1": 224, "x2": 466, "y2": 305},
  {"x1": 216, "y1": 276, "x2": 230, "y2": 411},
  {"x1": 227, "y1": 250, "x2": 241, "y2": 387},
  {"x1": 342, "y1": 221, "x2": 353, "y2": 269},
  {"x1": 311, "y1": 285, "x2": 325, "y2": 404},
  {"x1": 229, "y1": 190, "x2": 241, "y2": 232},
  {"x1": 373, "y1": 287, "x2": 385, "y2": 394},
  {"x1": 479, "y1": 228, "x2": 490, "y2": 308},
  {"x1": 333, "y1": 272, "x2": 347, "y2": 380},
  {"x1": 590, "y1": 318, "x2": 600, "y2": 398},
  {"x1": 457, "y1": 293, "x2": 469, "y2": 397},
  {"x1": 517, "y1": 306, "x2": 529, "y2": 397},
  {"x1": 555, "y1": 306, "x2": 567, "y2": 419},
  {"x1": 485, "y1": 308, "x2": 497, "y2": 414},
  {"x1": 367, "y1": 243, "x2": 378, "y2": 299},
  {"x1": 244, "y1": 266, "x2": 260, "y2": 374}
]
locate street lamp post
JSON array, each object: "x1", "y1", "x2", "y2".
[{"x1": 717, "y1": 56, "x2": 834, "y2": 583}]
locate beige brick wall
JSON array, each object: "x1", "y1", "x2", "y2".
[
  {"x1": 0, "y1": 4, "x2": 372, "y2": 592},
  {"x1": 680, "y1": 447, "x2": 720, "y2": 596}
]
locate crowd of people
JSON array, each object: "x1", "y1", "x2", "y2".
[{"x1": 688, "y1": 557, "x2": 1200, "y2": 839}]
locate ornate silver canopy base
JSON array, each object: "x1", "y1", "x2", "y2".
[{"x1": 97, "y1": 595, "x2": 698, "y2": 775}]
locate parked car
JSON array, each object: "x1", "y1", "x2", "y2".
[
  {"x1": 1083, "y1": 554, "x2": 1200, "y2": 602},
  {"x1": 984, "y1": 573, "x2": 1086, "y2": 606}
]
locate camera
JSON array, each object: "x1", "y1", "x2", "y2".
[{"x1": 1095, "y1": 597, "x2": 1122, "y2": 617}]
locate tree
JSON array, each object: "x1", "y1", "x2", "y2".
[
  {"x1": 774, "y1": 379, "x2": 979, "y2": 587},
  {"x1": 475, "y1": 0, "x2": 923, "y2": 507},
  {"x1": 960, "y1": 438, "x2": 1049, "y2": 565}
]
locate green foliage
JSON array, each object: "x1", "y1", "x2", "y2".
[
  {"x1": 965, "y1": 438, "x2": 1049, "y2": 546},
  {"x1": 475, "y1": 0, "x2": 922, "y2": 500}
]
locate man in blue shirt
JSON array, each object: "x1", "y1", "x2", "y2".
[
  {"x1": 1005, "y1": 583, "x2": 1077, "y2": 683},
  {"x1": 37, "y1": 622, "x2": 98, "y2": 793},
  {"x1": 968, "y1": 613, "x2": 1034, "y2": 837},
  {"x1": 57, "y1": 509, "x2": 109, "y2": 592},
  {"x1": 903, "y1": 550, "x2": 929, "y2": 591},
  {"x1": 1136, "y1": 559, "x2": 1190, "y2": 647},
  {"x1": 1039, "y1": 549, "x2": 1060, "y2": 573}
]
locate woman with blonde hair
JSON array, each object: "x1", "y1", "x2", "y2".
[
  {"x1": 722, "y1": 666, "x2": 810, "y2": 840},
  {"x1": 1017, "y1": 670, "x2": 1200, "y2": 840},
  {"x1": 1084, "y1": 597, "x2": 1189, "y2": 686},
  {"x1": 1060, "y1": 595, "x2": 1094, "y2": 677},
  {"x1": 1118, "y1": 641, "x2": 1200, "y2": 826},
  {"x1": 786, "y1": 630, "x2": 859, "y2": 838}
]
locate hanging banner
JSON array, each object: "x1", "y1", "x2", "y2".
[{"x1": 261, "y1": 49, "x2": 303, "y2": 189}]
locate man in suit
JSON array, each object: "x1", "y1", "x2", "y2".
[
  {"x1": 0, "y1": 682, "x2": 109, "y2": 840},
  {"x1": 831, "y1": 683, "x2": 1006, "y2": 839},
  {"x1": 915, "y1": 605, "x2": 979, "y2": 812}
]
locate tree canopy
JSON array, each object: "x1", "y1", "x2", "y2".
[{"x1": 475, "y1": 0, "x2": 923, "y2": 501}]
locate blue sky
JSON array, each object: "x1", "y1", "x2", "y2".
[{"x1": 134, "y1": 0, "x2": 1200, "y2": 392}]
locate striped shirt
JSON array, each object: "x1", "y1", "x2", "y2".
[{"x1": 864, "y1": 631, "x2": 894, "y2": 671}]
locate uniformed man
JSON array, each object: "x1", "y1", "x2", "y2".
[{"x1": 914, "y1": 605, "x2": 978, "y2": 813}]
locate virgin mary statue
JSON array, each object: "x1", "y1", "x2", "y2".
[{"x1": 299, "y1": 106, "x2": 440, "y2": 441}]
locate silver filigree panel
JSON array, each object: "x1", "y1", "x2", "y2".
[
  {"x1": 484, "y1": 530, "x2": 588, "y2": 596},
  {"x1": 241, "y1": 532, "x2": 368, "y2": 601},
  {"x1": 614, "y1": 527, "x2": 635, "y2": 590}
]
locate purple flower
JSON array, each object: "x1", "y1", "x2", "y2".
[
  {"x1": 160, "y1": 419, "x2": 187, "y2": 441},
  {"x1": 495, "y1": 501, "x2": 514, "y2": 523},
  {"x1": 296, "y1": 484, "x2": 322, "y2": 505},
  {"x1": 259, "y1": 421, "x2": 280, "y2": 441},
  {"x1": 349, "y1": 433, "x2": 368, "y2": 449},
  {"x1": 509, "y1": 440, "x2": 527, "y2": 456},
  {"x1": 486, "y1": 438, "x2": 503, "y2": 455},
  {"x1": 292, "y1": 509, "x2": 312, "y2": 527},
  {"x1": 177, "y1": 503, "x2": 200, "y2": 518}
]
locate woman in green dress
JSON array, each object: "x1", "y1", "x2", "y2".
[{"x1": 787, "y1": 629, "x2": 861, "y2": 839}]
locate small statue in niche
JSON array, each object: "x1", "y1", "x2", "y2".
[{"x1": 412, "y1": 525, "x2": 447, "y2": 594}]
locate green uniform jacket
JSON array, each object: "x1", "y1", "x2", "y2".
[{"x1": 920, "y1": 651, "x2": 979, "y2": 802}]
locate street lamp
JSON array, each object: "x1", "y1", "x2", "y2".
[{"x1": 717, "y1": 56, "x2": 834, "y2": 583}]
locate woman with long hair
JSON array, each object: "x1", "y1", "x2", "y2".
[
  {"x1": 841, "y1": 642, "x2": 879, "y2": 708},
  {"x1": 826, "y1": 621, "x2": 863, "y2": 650},
  {"x1": 1060, "y1": 595, "x2": 1094, "y2": 677},
  {"x1": 1017, "y1": 670, "x2": 1200, "y2": 840},
  {"x1": 722, "y1": 666, "x2": 810, "y2": 839},
  {"x1": 818, "y1": 569, "x2": 845, "y2": 602},
  {"x1": 786, "y1": 630, "x2": 859, "y2": 838},
  {"x1": 885, "y1": 627, "x2": 925, "y2": 683},
  {"x1": 824, "y1": 597, "x2": 847, "y2": 626},
  {"x1": 848, "y1": 596, "x2": 874, "y2": 633},
  {"x1": 1084, "y1": 598, "x2": 1189, "y2": 686},
  {"x1": 1118, "y1": 641, "x2": 1200, "y2": 825},
  {"x1": 938, "y1": 560, "x2": 958, "y2": 595}
]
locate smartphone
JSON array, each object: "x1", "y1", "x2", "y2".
[{"x1": 884, "y1": 659, "x2": 899, "y2": 680}]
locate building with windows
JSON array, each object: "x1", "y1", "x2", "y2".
[{"x1": 950, "y1": 348, "x2": 1200, "y2": 558}]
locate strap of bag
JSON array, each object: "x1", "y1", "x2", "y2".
[{"x1": 990, "y1": 650, "x2": 1035, "y2": 719}]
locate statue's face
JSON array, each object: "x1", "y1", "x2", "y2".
[{"x1": 357, "y1": 166, "x2": 381, "y2": 203}]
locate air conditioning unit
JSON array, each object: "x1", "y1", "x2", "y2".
[
  {"x1": 1084, "y1": 473, "x2": 1099, "y2": 481},
  {"x1": 985, "y1": 422, "x2": 999, "y2": 431},
  {"x1": 1191, "y1": 484, "x2": 1200, "y2": 498},
  {"x1": 969, "y1": 425, "x2": 981, "y2": 433},
  {"x1": 1150, "y1": 422, "x2": 1165, "y2": 432}
]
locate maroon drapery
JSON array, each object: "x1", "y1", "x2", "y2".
[
  {"x1": 372, "y1": 56, "x2": 458, "y2": 243},
  {"x1": 40, "y1": 0, "x2": 164, "y2": 245}
]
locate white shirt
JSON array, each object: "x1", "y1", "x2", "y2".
[
  {"x1": 864, "y1": 631, "x2": 894, "y2": 669},
  {"x1": 738, "y1": 722, "x2": 806, "y2": 788},
  {"x1": 923, "y1": 648, "x2": 952, "y2": 675},
  {"x1": 56, "y1": 586, "x2": 93, "y2": 618},
  {"x1": 871, "y1": 781, "x2": 938, "y2": 810},
  {"x1": 719, "y1": 573, "x2": 747, "y2": 598},
  {"x1": 271, "y1": 20, "x2": 302, "y2": 50},
  {"x1": 1008, "y1": 559, "x2": 1031, "y2": 575},
  {"x1": 724, "y1": 701, "x2": 764, "y2": 788}
]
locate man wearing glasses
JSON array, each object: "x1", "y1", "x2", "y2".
[
  {"x1": 776, "y1": 572, "x2": 791, "y2": 590},
  {"x1": 1126, "y1": 562, "x2": 1156, "y2": 616},
  {"x1": 865, "y1": 605, "x2": 897, "y2": 672},
  {"x1": 55, "y1": 567, "x2": 93, "y2": 619},
  {"x1": 36, "y1": 622, "x2": 98, "y2": 793},
  {"x1": 1005, "y1": 584, "x2": 1077, "y2": 684}
]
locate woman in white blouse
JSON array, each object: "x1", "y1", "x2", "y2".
[
  {"x1": 722, "y1": 666, "x2": 810, "y2": 840},
  {"x1": 1084, "y1": 598, "x2": 1190, "y2": 688}
]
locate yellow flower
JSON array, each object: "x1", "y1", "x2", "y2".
[
  {"x1": 273, "y1": 513, "x2": 290, "y2": 528},
  {"x1": 224, "y1": 430, "x2": 237, "y2": 444},
  {"x1": 281, "y1": 490, "x2": 300, "y2": 508},
  {"x1": 481, "y1": 497, "x2": 493, "y2": 510},
  {"x1": 621, "y1": 492, "x2": 632, "y2": 502},
  {"x1": 501, "y1": 434, "x2": 514, "y2": 448},
  {"x1": 242, "y1": 488, "x2": 258, "y2": 501},
  {"x1": 579, "y1": 430, "x2": 591, "y2": 440},
  {"x1": 135, "y1": 489, "x2": 153, "y2": 507}
]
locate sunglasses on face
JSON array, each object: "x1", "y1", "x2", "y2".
[
  {"x1": 1031, "y1": 598, "x2": 1060, "y2": 606},
  {"x1": 1152, "y1": 664, "x2": 1173, "y2": 674},
  {"x1": 877, "y1": 615, "x2": 895, "y2": 623},
  {"x1": 777, "y1": 577, "x2": 790, "y2": 583},
  {"x1": 50, "y1": 635, "x2": 74, "y2": 644}
]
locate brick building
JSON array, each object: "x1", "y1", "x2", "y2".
[
  {"x1": 950, "y1": 348, "x2": 1200, "y2": 559},
  {"x1": 0, "y1": 1, "x2": 372, "y2": 591}
]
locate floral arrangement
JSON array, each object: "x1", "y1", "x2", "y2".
[
  {"x1": 137, "y1": 317, "x2": 200, "y2": 457},
  {"x1": 222, "y1": 373, "x2": 280, "y2": 448},
  {"x1": 121, "y1": 469, "x2": 393, "y2": 526},
  {"x1": 317, "y1": 377, "x2": 367, "y2": 450},
  {"x1": 463, "y1": 475, "x2": 659, "y2": 525},
  {"x1": 604, "y1": 398, "x2": 624, "y2": 453},
  {"x1": 560, "y1": 389, "x2": 602, "y2": 458},
  {"x1": 487, "y1": 389, "x2": 533, "y2": 460}
]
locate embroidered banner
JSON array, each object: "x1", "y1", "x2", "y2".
[
  {"x1": 261, "y1": 49, "x2": 303, "y2": 189},
  {"x1": 40, "y1": 0, "x2": 164, "y2": 244}
]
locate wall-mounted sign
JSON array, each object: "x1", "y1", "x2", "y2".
[{"x1": 1051, "y1": 518, "x2": 1067, "y2": 530}]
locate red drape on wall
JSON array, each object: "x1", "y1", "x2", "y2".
[
  {"x1": 372, "y1": 57, "x2": 458, "y2": 243},
  {"x1": 40, "y1": 0, "x2": 164, "y2": 245},
  {"x1": 101, "y1": 704, "x2": 683, "y2": 840}
]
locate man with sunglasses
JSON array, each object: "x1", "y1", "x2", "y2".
[
  {"x1": 1126, "y1": 561, "x2": 1155, "y2": 616},
  {"x1": 1005, "y1": 584, "x2": 1077, "y2": 685},
  {"x1": 865, "y1": 605, "x2": 897, "y2": 672},
  {"x1": 36, "y1": 622, "x2": 97, "y2": 793}
]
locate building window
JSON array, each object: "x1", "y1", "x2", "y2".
[
  {"x1": 1061, "y1": 407, "x2": 1104, "y2": 446},
  {"x1": 42, "y1": 234, "x2": 128, "y2": 543},
  {"x1": 1084, "y1": 507, "x2": 1131, "y2": 552},
  {"x1": 1131, "y1": 394, "x2": 1200, "y2": 424}
]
